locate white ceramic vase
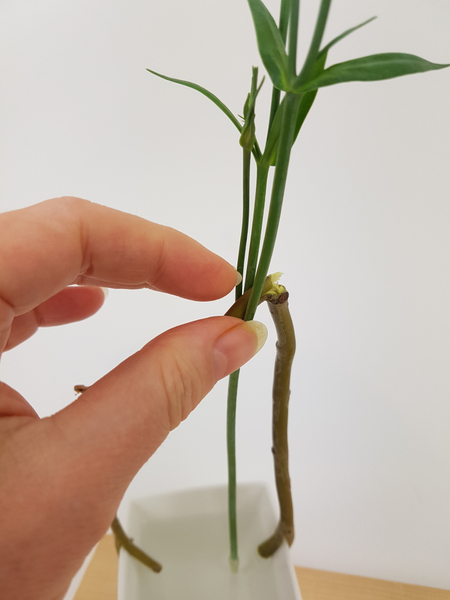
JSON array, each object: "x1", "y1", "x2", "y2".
[{"x1": 118, "y1": 483, "x2": 301, "y2": 600}]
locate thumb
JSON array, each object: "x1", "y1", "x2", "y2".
[
  {"x1": 0, "y1": 316, "x2": 267, "y2": 600},
  {"x1": 51, "y1": 316, "x2": 267, "y2": 498}
]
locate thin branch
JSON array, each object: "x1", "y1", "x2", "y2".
[
  {"x1": 111, "y1": 516, "x2": 162, "y2": 573},
  {"x1": 258, "y1": 290, "x2": 296, "y2": 557}
]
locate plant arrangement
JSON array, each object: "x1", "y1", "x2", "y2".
[{"x1": 107, "y1": 0, "x2": 448, "y2": 577}]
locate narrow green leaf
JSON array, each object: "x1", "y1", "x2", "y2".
[
  {"x1": 247, "y1": 0, "x2": 290, "y2": 91},
  {"x1": 146, "y1": 68, "x2": 242, "y2": 133},
  {"x1": 293, "y1": 51, "x2": 328, "y2": 144},
  {"x1": 296, "y1": 0, "x2": 332, "y2": 86},
  {"x1": 265, "y1": 0, "x2": 290, "y2": 137},
  {"x1": 318, "y1": 16, "x2": 377, "y2": 59},
  {"x1": 264, "y1": 52, "x2": 328, "y2": 167},
  {"x1": 288, "y1": 0, "x2": 300, "y2": 77},
  {"x1": 278, "y1": 0, "x2": 290, "y2": 44},
  {"x1": 297, "y1": 53, "x2": 450, "y2": 92}
]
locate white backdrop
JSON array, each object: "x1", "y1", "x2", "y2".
[{"x1": 1, "y1": 0, "x2": 450, "y2": 591}]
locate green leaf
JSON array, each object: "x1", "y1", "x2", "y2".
[
  {"x1": 146, "y1": 68, "x2": 242, "y2": 133},
  {"x1": 263, "y1": 52, "x2": 328, "y2": 167},
  {"x1": 293, "y1": 51, "x2": 328, "y2": 144},
  {"x1": 247, "y1": 0, "x2": 290, "y2": 91},
  {"x1": 296, "y1": 0, "x2": 332, "y2": 86},
  {"x1": 296, "y1": 53, "x2": 450, "y2": 92},
  {"x1": 318, "y1": 16, "x2": 377, "y2": 59}
]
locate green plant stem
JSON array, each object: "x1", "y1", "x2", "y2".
[
  {"x1": 226, "y1": 369, "x2": 240, "y2": 569},
  {"x1": 111, "y1": 516, "x2": 162, "y2": 573},
  {"x1": 245, "y1": 92, "x2": 301, "y2": 320},
  {"x1": 225, "y1": 273, "x2": 285, "y2": 569},
  {"x1": 296, "y1": 0, "x2": 332, "y2": 86},
  {"x1": 288, "y1": 0, "x2": 300, "y2": 77},
  {"x1": 236, "y1": 149, "x2": 251, "y2": 299},
  {"x1": 243, "y1": 163, "x2": 270, "y2": 292},
  {"x1": 258, "y1": 290, "x2": 296, "y2": 558}
]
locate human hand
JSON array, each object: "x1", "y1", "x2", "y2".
[{"x1": 0, "y1": 198, "x2": 267, "y2": 600}]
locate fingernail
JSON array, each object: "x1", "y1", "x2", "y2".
[
  {"x1": 100, "y1": 287, "x2": 109, "y2": 299},
  {"x1": 236, "y1": 271, "x2": 242, "y2": 286},
  {"x1": 213, "y1": 320, "x2": 268, "y2": 381},
  {"x1": 242, "y1": 320, "x2": 268, "y2": 354}
]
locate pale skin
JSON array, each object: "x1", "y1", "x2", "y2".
[{"x1": 0, "y1": 197, "x2": 266, "y2": 600}]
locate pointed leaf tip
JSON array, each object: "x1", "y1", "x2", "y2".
[{"x1": 146, "y1": 68, "x2": 242, "y2": 133}]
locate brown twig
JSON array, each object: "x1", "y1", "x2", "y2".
[
  {"x1": 224, "y1": 277, "x2": 296, "y2": 558},
  {"x1": 111, "y1": 516, "x2": 162, "y2": 573},
  {"x1": 258, "y1": 291, "x2": 296, "y2": 557}
]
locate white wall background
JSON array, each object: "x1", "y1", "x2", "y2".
[{"x1": 1, "y1": 0, "x2": 450, "y2": 591}]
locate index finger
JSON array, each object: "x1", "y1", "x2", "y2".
[{"x1": 0, "y1": 197, "x2": 238, "y2": 350}]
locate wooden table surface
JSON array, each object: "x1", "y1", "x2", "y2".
[{"x1": 74, "y1": 535, "x2": 450, "y2": 600}]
